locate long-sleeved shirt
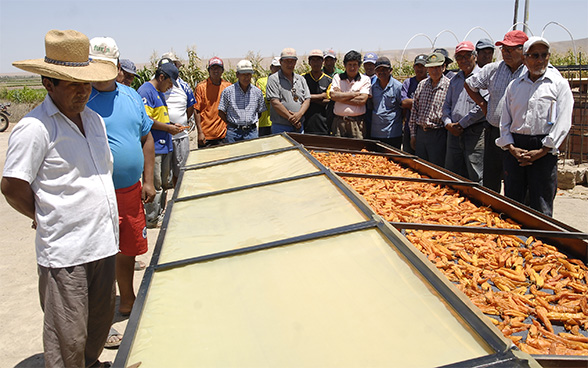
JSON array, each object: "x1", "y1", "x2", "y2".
[
  {"x1": 408, "y1": 75, "x2": 450, "y2": 137},
  {"x1": 465, "y1": 61, "x2": 527, "y2": 127},
  {"x1": 442, "y1": 65, "x2": 487, "y2": 129},
  {"x1": 496, "y1": 66, "x2": 573, "y2": 154}
]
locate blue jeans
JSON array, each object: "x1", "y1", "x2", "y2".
[
  {"x1": 226, "y1": 126, "x2": 259, "y2": 143},
  {"x1": 271, "y1": 123, "x2": 304, "y2": 134},
  {"x1": 445, "y1": 123, "x2": 485, "y2": 183}
]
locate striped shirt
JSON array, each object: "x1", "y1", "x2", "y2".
[
  {"x1": 465, "y1": 61, "x2": 526, "y2": 127},
  {"x1": 218, "y1": 83, "x2": 266, "y2": 126},
  {"x1": 409, "y1": 76, "x2": 450, "y2": 137}
]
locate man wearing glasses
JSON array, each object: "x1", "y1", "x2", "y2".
[
  {"x1": 465, "y1": 30, "x2": 528, "y2": 193},
  {"x1": 266, "y1": 48, "x2": 311, "y2": 134},
  {"x1": 496, "y1": 37, "x2": 572, "y2": 216}
]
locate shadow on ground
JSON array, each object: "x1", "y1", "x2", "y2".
[{"x1": 15, "y1": 353, "x2": 44, "y2": 367}]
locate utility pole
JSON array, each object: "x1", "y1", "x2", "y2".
[
  {"x1": 523, "y1": 0, "x2": 530, "y2": 34},
  {"x1": 513, "y1": 0, "x2": 519, "y2": 30}
]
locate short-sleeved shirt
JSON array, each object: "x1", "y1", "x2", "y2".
[
  {"x1": 266, "y1": 69, "x2": 311, "y2": 127},
  {"x1": 497, "y1": 66, "x2": 573, "y2": 154},
  {"x1": 465, "y1": 61, "x2": 527, "y2": 127},
  {"x1": 330, "y1": 72, "x2": 372, "y2": 117},
  {"x1": 3, "y1": 95, "x2": 119, "y2": 268},
  {"x1": 195, "y1": 78, "x2": 232, "y2": 140},
  {"x1": 218, "y1": 83, "x2": 266, "y2": 125},
  {"x1": 323, "y1": 66, "x2": 344, "y2": 78},
  {"x1": 371, "y1": 76, "x2": 403, "y2": 139},
  {"x1": 164, "y1": 77, "x2": 196, "y2": 140},
  {"x1": 441, "y1": 66, "x2": 487, "y2": 129},
  {"x1": 303, "y1": 71, "x2": 332, "y2": 134},
  {"x1": 87, "y1": 82, "x2": 153, "y2": 189},
  {"x1": 409, "y1": 76, "x2": 451, "y2": 137},
  {"x1": 255, "y1": 76, "x2": 272, "y2": 128},
  {"x1": 137, "y1": 82, "x2": 173, "y2": 155}
]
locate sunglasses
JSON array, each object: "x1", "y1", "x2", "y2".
[
  {"x1": 525, "y1": 52, "x2": 550, "y2": 60},
  {"x1": 500, "y1": 45, "x2": 523, "y2": 53}
]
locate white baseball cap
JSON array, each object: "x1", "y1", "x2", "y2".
[
  {"x1": 236, "y1": 59, "x2": 254, "y2": 74},
  {"x1": 89, "y1": 37, "x2": 119, "y2": 65}
]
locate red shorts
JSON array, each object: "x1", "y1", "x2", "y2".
[{"x1": 116, "y1": 181, "x2": 148, "y2": 257}]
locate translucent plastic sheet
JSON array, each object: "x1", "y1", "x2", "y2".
[
  {"x1": 185, "y1": 135, "x2": 293, "y2": 166},
  {"x1": 159, "y1": 175, "x2": 367, "y2": 264},
  {"x1": 127, "y1": 229, "x2": 491, "y2": 368},
  {"x1": 177, "y1": 150, "x2": 320, "y2": 198}
]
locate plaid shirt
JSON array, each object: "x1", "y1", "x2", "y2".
[
  {"x1": 218, "y1": 83, "x2": 266, "y2": 125},
  {"x1": 409, "y1": 76, "x2": 450, "y2": 137},
  {"x1": 465, "y1": 61, "x2": 526, "y2": 127}
]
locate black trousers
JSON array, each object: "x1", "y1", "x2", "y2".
[
  {"x1": 503, "y1": 133, "x2": 557, "y2": 216},
  {"x1": 483, "y1": 124, "x2": 506, "y2": 193}
]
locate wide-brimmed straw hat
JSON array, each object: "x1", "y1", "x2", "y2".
[{"x1": 12, "y1": 29, "x2": 118, "y2": 83}]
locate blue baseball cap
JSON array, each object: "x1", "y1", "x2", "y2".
[
  {"x1": 363, "y1": 52, "x2": 378, "y2": 64},
  {"x1": 159, "y1": 62, "x2": 179, "y2": 87},
  {"x1": 119, "y1": 59, "x2": 138, "y2": 76}
]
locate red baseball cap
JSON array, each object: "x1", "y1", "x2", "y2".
[
  {"x1": 455, "y1": 41, "x2": 475, "y2": 53},
  {"x1": 495, "y1": 30, "x2": 529, "y2": 47},
  {"x1": 208, "y1": 56, "x2": 224, "y2": 68}
]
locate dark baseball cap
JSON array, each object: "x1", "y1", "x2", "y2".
[
  {"x1": 433, "y1": 48, "x2": 453, "y2": 64},
  {"x1": 413, "y1": 54, "x2": 427, "y2": 66},
  {"x1": 476, "y1": 38, "x2": 495, "y2": 50},
  {"x1": 159, "y1": 62, "x2": 179, "y2": 87},
  {"x1": 374, "y1": 56, "x2": 391, "y2": 69}
]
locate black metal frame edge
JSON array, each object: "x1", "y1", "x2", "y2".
[
  {"x1": 174, "y1": 171, "x2": 323, "y2": 203},
  {"x1": 336, "y1": 171, "x2": 480, "y2": 187},
  {"x1": 154, "y1": 220, "x2": 378, "y2": 272},
  {"x1": 437, "y1": 350, "x2": 533, "y2": 368},
  {"x1": 183, "y1": 145, "x2": 299, "y2": 171},
  {"x1": 390, "y1": 221, "x2": 588, "y2": 240}
]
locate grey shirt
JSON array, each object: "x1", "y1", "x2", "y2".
[{"x1": 266, "y1": 69, "x2": 311, "y2": 126}]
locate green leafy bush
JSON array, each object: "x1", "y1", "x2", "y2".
[{"x1": 0, "y1": 86, "x2": 46, "y2": 103}]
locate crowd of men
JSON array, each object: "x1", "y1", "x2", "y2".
[{"x1": 1, "y1": 28, "x2": 573, "y2": 367}]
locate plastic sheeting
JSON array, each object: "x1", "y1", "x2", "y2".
[{"x1": 127, "y1": 229, "x2": 492, "y2": 368}]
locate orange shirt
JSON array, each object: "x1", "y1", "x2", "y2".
[{"x1": 195, "y1": 78, "x2": 232, "y2": 140}]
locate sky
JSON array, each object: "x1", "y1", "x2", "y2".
[{"x1": 0, "y1": 0, "x2": 587, "y2": 74}]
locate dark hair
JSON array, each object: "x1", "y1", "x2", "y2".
[
  {"x1": 41, "y1": 76, "x2": 60, "y2": 86},
  {"x1": 343, "y1": 50, "x2": 362, "y2": 66},
  {"x1": 154, "y1": 68, "x2": 170, "y2": 80}
]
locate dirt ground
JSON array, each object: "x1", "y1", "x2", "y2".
[{"x1": 0, "y1": 119, "x2": 587, "y2": 367}]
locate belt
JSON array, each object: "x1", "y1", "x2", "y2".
[
  {"x1": 418, "y1": 124, "x2": 443, "y2": 132},
  {"x1": 227, "y1": 121, "x2": 257, "y2": 130},
  {"x1": 335, "y1": 115, "x2": 364, "y2": 122}
]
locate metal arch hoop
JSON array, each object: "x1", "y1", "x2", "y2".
[
  {"x1": 463, "y1": 26, "x2": 495, "y2": 44},
  {"x1": 400, "y1": 33, "x2": 434, "y2": 65},
  {"x1": 541, "y1": 21, "x2": 578, "y2": 64}
]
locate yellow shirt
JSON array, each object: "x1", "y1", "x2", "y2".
[{"x1": 255, "y1": 76, "x2": 272, "y2": 128}]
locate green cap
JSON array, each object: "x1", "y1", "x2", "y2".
[{"x1": 425, "y1": 52, "x2": 445, "y2": 67}]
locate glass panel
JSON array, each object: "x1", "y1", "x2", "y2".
[
  {"x1": 177, "y1": 150, "x2": 320, "y2": 198},
  {"x1": 185, "y1": 135, "x2": 293, "y2": 166},
  {"x1": 127, "y1": 229, "x2": 491, "y2": 368},
  {"x1": 159, "y1": 175, "x2": 367, "y2": 264}
]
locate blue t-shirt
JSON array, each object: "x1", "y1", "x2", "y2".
[
  {"x1": 87, "y1": 83, "x2": 153, "y2": 189},
  {"x1": 371, "y1": 77, "x2": 403, "y2": 139},
  {"x1": 137, "y1": 82, "x2": 173, "y2": 155}
]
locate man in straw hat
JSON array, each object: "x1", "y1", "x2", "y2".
[{"x1": 2, "y1": 29, "x2": 119, "y2": 367}]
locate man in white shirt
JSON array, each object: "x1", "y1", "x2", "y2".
[
  {"x1": 159, "y1": 52, "x2": 196, "y2": 186},
  {"x1": 2, "y1": 30, "x2": 119, "y2": 367},
  {"x1": 496, "y1": 37, "x2": 573, "y2": 216},
  {"x1": 329, "y1": 50, "x2": 372, "y2": 139}
]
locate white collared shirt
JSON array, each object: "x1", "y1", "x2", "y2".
[
  {"x1": 496, "y1": 66, "x2": 573, "y2": 154},
  {"x1": 331, "y1": 73, "x2": 372, "y2": 117},
  {"x1": 3, "y1": 95, "x2": 119, "y2": 267}
]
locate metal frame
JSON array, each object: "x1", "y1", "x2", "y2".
[{"x1": 113, "y1": 134, "x2": 536, "y2": 367}]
